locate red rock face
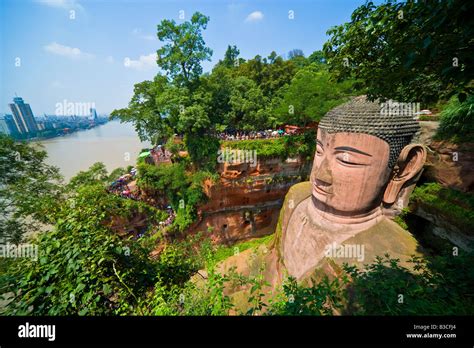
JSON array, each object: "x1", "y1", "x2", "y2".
[
  {"x1": 107, "y1": 212, "x2": 149, "y2": 238},
  {"x1": 424, "y1": 140, "x2": 474, "y2": 192},
  {"x1": 418, "y1": 122, "x2": 473, "y2": 193},
  {"x1": 189, "y1": 157, "x2": 312, "y2": 244},
  {"x1": 194, "y1": 207, "x2": 281, "y2": 245}
]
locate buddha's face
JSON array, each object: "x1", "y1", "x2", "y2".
[{"x1": 311, "y1": 129, "x2": 392, "y2": 216}]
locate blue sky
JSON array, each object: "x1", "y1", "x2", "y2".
[{"x1": 1, "y1": 0, "x2": 373, "y2": 115}]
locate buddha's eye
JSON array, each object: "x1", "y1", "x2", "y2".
[
  {"x1": 316, "y1": 146, "x2": 323, "y2": 156},
  {"x1": 316, "y1": 142, "x2": 324, "y2": 156},
  {"x1": 336, "y1": 153, "x2": 364, "y2": 166}
]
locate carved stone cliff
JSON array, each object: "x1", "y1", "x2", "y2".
[{"x1": 189, "y1": 156, "x2": 312, "y2": 244}]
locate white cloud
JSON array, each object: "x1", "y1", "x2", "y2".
[
  {"x1": 51, "y1": 80, "x2": 64, "y2": 88},
  {"x1": 35, "y1": 0, "x2": 83, "y2": 10},
  {"x1": 44, "y1": 42, "x2": 94, "y2": 60},
  {"x1": 132, "y1": 28, "x2": 156, "y2": 41},
  {"x1": 142, "y1": 35, "x2": 156, "y2": 41},
  {"x1": 123, "y1": 53, "x2": 157, "y2": 71},
  {"x1": 245, "y1": 11, "x2": 264, "y2": 22},
  {"x1": 227, "y1": 3, "x2": 244, "y2": 13}
]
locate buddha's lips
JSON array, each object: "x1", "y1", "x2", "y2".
[{"x1": 312, "y1": 182, "x2": 333, "y2": 195}]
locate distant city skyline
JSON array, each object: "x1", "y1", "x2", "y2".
[
  {"x1": 0, "y1": 0, "x2": 380, "y2": 115},
  {"x1": 9, "y1": 97, "x2": 39, "y2": 134}
]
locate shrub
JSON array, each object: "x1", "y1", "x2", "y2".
[
  {"x1": 436, "y1": 95, "x2": 474, "y2": 142},
  {"x1": 137, "y1": 163, "x2": 215, "y2": 232},
  {"x1": 0, "y1": 185, "x2": 158, "y2": 315},
  {"x1": 344, "y1": 252, "x2": 474, "y2": 315},
  {"x1": 410, "y1": 182, "x2": 474, "y2": 229},
  {"x1": 184, "y1": 134, "x2": 220, "y2": 171},
  {"x1": 221, "y1": 132, "x2": 316, "y2": 161}
]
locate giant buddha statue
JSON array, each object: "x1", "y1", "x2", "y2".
[
  {"x1": 218, "y1": 96, "x2": 427, "y2": 294},
  {"x1": 280, "y1": 95, "x2": 426, "y2": 280}
]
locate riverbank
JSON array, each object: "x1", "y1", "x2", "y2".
[{"x1": 32, "y1": 120, "x2": 151, "y2": 181}]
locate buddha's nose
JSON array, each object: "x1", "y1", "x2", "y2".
[{"x1": 314, "y1": 158, "x2": 333, "y2": 185}]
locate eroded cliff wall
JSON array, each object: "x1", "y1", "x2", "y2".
[{"x1": 190, "y1": 157, "x2": 312, "y2": 244}]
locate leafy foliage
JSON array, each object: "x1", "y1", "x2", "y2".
[
  {"x1": 410, "y1": 182, "x2": 474, "y2": 229},
  {"x1": 436, "y1": 95, "x2": 474, "y2": 143},
  {"x1": 0, "y1": 135, "x2": 64, "y2": 243},
  {"x1": 136, "y1": 162, "x2": 215, "y2": 231},
  {"x1": 156, "y1": 12, "x2": 212, "y2": 87},
  {"x1": 273, "y1": 64, "x2": 358, "y2": 126},
  {"x1": 221, "y1": 138, "x2": 286, "y2": 159},
  {"x1": 1, "y1": 184, "x2": 158, "y2": 315},
  {"x1": 111, "y1": 75, "x2": 173, "y2": 144},
  {"x1": 221, "y1": 131, "x2": 316, "y2": 161},
  {"x1": 67, "y1": 162, "x2": 109, "y2": 189},
  {"x1": 324, "y1": 0, "x2": 474, "y2": 103},
  {"x1": 344, "y1": 252, "x2": 474, "y2": 315},
  {"x1": 268, "y1": 276, "x2": 347, "y2": 315},
  {"x1": 184, "y1": 134, "x2": 220, "y2": 171}
]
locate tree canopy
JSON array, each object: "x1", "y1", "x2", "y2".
[
  {"x1": 323, "y1": 0, "x2": 474, "y2": 104},
  {"x1": 156, "y1": 12, "x2": 213, "y2": 87},
  {"x1": 111, "y1": 12, "x2": 360, "y2": 170},
  {"x1": 273, "y1": 64, "x2": 358, "y2": 126},
  {"x1": 0, "y1": 135, "x2": 63, "y2": 244}
]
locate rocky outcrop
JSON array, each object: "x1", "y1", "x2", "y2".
[
  {"x1": 190, "y1": 157, "x2": 312, "y2": 244},
  {"x1": 424, "y1": 140, "x2": 474, "y2": 192},
  {"x1": 409, "y1": 122, "x2": 474, "y2": 250},
  {"x1": 418, "y1": 121, "x2": 474, "y2": 192},
  {"x1": 411, "y1": 204, "x2": 474, "y2": 251}
]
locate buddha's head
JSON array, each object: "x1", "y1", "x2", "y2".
[{"x1": 310, "y1": 96, "x2": 426, "y2": 219}]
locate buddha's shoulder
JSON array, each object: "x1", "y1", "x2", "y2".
[
  {"x1": 274, "y1": 181, "x2": 312, "y2": 252},
  {"x1": 284, "y1": 181, "x2": 312, "y2": 204}
]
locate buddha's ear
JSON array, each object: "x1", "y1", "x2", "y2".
[{"x1": 383, "y1": 144, "x2": 427, "y2": 205}]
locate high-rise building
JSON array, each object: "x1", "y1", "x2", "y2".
[
  {"x1": 0, "y1": 114, "x2": 20, "y2": 136},
  {"x1": 90, "y1": 107, "x2": 98, "y2": 121},
  {"x1": 0, "y1": 116, "x2": 11, "y2": 135},
  {"x1": 9, "y1": 97, "x2": 39, "y2": 134}
]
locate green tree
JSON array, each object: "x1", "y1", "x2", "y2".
[
  {"x1": 111, "y1": 75, "x2": 172, "y2": 144},
  {"x1": 308, "y1": 50, "x2": 326, "y2": 65},
  {"x1": 0, "y1": 135, "x2": 64, "y2": 244},
  {"x1": 287, "y1": 49, "x2": 304, "y2": 60},
  {"x1": 273, "y1": 64, "x2": 358, "y2": 126},
  {"x1": 226, "y1": 76, "x2": 272, "y2": 130},
  {"x1": 323, "y1": 0, "x2": 474, "y2": 103},
  {"x1": 67, "y1": 162, "x2": 109, "y2": 190},
  {"x1": 156, "y1": 12, "x2": 213, "y2": 87},
  {"x1": 113, "y1": 12, "x2": 217, "y2": 164},
  {"x1": 287, "y1": 49, "x2": 308, "y2": 69},
  {"x1": 238, "y1": 53, "x2": 296, "y2": 98},
  {"x1": 222, "y1": 45, "x2": 240, "y2": 68},
  {"x1": 1, "y1": 183, "x2": 160, "y2": 315}
]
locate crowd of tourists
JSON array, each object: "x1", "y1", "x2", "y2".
[
  {"x1": 151, "y1": 145, "x2": 172, "y2": 163},
  {"x1": 217, "y1": 129, "x2": 288, "y2": 141},
  {"x1": 158, "y1": 206, "x2": 176, "y2": 228},
  {"x1": 106, "y1": 156, "x2": 178, "y2": 239},
  {"x1": 107, "y1": 167, "x2": 138, "y2": 199}
]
